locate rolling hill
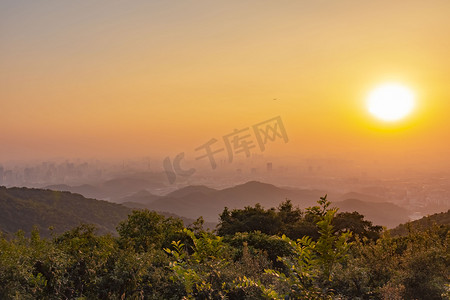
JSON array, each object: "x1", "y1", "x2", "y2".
[
  {"x1": 0, "y1": 186, "x2": 211, "y2": 237},
  {"x1": 0, "y1": 186, "x2": 131, "y2": 236},
  {"x1": 136, "y1": 181, "x2": 325, "y2": 223},
  {"x1": 334, "y1": 198, "x2": 410, "y2": 229},
  {"x1": 1, "y1": 181, "x2": 421, "y2": 236},
  {"x1": 390, "y1": 209, "x2": 450, "y2": 236},
  {"x1": 121, "y1": 181, "x2": 412, "y2": 228},
  {"x1": 45, "y1": 172, "x2": 168, "y2": 201}
]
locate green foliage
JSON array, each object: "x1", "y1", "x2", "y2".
[
  {"x1": 164, "y1": 228, "x2": 278, "y2": 299},
  {"x1": 164, "y1": 229, "x2": 233, "y2": 298},
  {"x1": 333, "y1": 225, "x2": 449, "y2": 299},
  {"x1": 0, "y1": 186, "x2": 131, "y2": 237},
  {"x1": 333, "y1": 211, "x2": 382, "y2": 241},
  {"x1": 239, "y1": 195, "x2": 353, "y2": 299},
  {"x1": 218, "y1": 204, "x2": 282, "y2": 236},
  {"x1": 53, "y1": 224, "x2": 117, "y2": 298},
  {"x1": 0, "y1": 227, "x2": 69, "y2": 299},
  {"x1": 0, "y1": 195, "x2": 448, "y2": 299},
  {"x1": 390, "y1": 209, "x2": 450, "y2": 237},
  {"x1": 225, "y1": 231, "x2": 293, "y2": 269},
  {"x1": 0, "y1": 224, "x2": 184, "y2": 299},
  {"x1": 217, "y1": 196, "x2": 379, "y2": 242},
  {"x1": 117, "y1": 209, "x2": 185, "y2": 252}
]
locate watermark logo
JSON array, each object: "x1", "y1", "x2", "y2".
[{"x1": 163, "y1": 116, "x2": 288, "y2": 184}]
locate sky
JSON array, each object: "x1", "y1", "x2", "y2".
[{"x1": 1, "y1": 1, "x2": 449, "y2": 170}]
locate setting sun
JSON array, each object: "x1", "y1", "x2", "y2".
[{"x1": 367, "y1": 83, "x2": 416, "y2": 122}]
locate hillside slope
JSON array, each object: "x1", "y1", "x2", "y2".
[
  {"x1": 334, "y1": 198, "x2": 410, "y2": 229},
  {"x1": 0, "y1": 186, "x2": 132, "y2": 236},
  {"x1": 133, "y1": 181, "x2": 411, "y2": 228},
  {"x1": 0, "y1": 186, "x2": 214, "y2": 237},
  {"x1": 144, "y1": 181, "x2": 325, "y2": 222},
  {"x1": 390, "y1": 209, "x2": 450, "y2": 236}
]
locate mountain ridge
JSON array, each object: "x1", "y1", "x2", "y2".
[
  {"x1": 122, "y1": 181, "x2": 412, "y2": 228},
  {"x1": 0, "y1": 186, "x2": 212, "y2": 236}
]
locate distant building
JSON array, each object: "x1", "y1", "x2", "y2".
[
  {"x1": 4, "y1": 170, "x2": 13, "y2": 185},
  {"x1": 267, "y1": 162, "x2": 273, "y2": 172}
]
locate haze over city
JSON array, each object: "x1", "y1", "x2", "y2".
[{"x1": 2, "y1": 0, "x2": 450, "y2": 220}]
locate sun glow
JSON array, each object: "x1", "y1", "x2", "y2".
[{"x1": 367, "y1": 83, "x2": 415, "y2": 122}]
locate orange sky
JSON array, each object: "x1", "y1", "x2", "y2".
[{"x1": 1, "y1": 1, "x2": 449, "y2": 169}]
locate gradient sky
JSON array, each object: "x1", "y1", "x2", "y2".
[{"x1": 1, "y1": 1, "x2": 449, "y2": 169}]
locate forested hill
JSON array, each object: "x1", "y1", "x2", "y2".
[
  {"x1": 390, "y1": 209, "x2": 450, "y2": 236},
  {"x1": 0, "y1": 186, "x2": 131, "y2": 236}
]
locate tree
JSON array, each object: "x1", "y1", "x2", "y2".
[
  {"x1": 54, "y1": 224, "x2": 116, "y2": 299},
  {"x1": 217, "y1": 204, "x2": 282, "y2": 236},
  {"x1": 332, "y1": 225, "x2": 449, "y2": 299},
  {"x1": 240, "y1": 196, "x2": 353, "y2": 299},
  {"x1": 333, "y1": 211, "x2": 382, "y2": 241},
  {"x1": 117, "y1": 209, "x2": 185, "y2": 252}
]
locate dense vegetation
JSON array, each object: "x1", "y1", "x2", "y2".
[
  {"x1": 0, "y1": 186, "x2": 211, "y2": 237},
  {"x1": 0, "y1": 186, "x2": 131, "y2": 236},
  {"x1": 390, "y1": 209, "x2": 450, "y2": 236},
  {"x1": 0, "y1": 196, "x2": 448, "y2": 299}
]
